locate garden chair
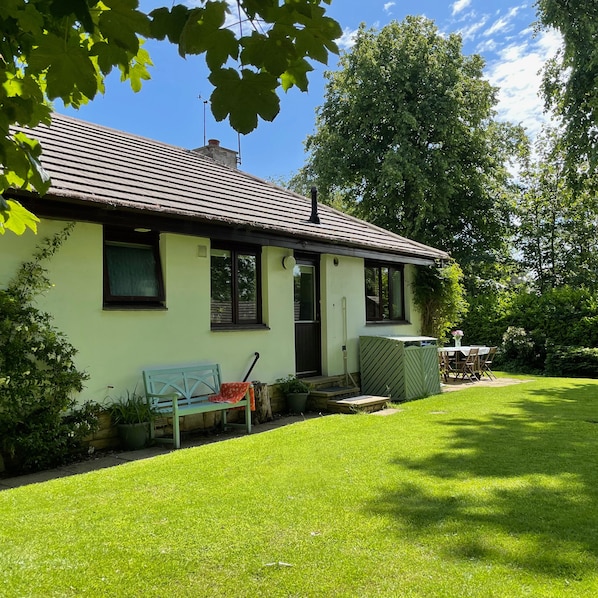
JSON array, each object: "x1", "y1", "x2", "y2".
[
  {"x1": 458, "y1": 347, "x2": 479, "y2": 382},
  {"x1": 479, "y1": 346, "x2": 497, "y2": 380},
  {"x1": 438, "y1": 351, "x2": 455, "y2": 382}
]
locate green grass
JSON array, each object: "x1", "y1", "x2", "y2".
[{"x1": 2, "y1": 375, "x2": 598, "y2": 597}]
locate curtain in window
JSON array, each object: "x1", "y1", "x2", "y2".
[{"x1": 105, "y1": 243, "x2": 159, "y2": 297}]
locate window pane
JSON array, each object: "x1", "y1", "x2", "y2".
[
  {"x1": 294, "y1": 265, "x2": 316, "y2": 321},
  {"x1": 105, "y1": 242, "x2": 159, "y2": 297},
  {"x1": 390, "y1": 268, "x2": 403, "y2": 320},
  {"x1": 211, "y1": 249, "x2": 232, "y2": 323},
  {"x1": 238, "y1": 253, "x2": 257, "y2": 321},
  {"x1": 380, "y1": 267, "x2": 390, "y2": 320},
  {"x1": 365, "y1": 266, "x2": 381, "y2": 320}
]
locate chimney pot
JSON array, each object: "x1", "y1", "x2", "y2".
[{"x1": 192, "y1": 139, "x2": 237, "y2": 168}]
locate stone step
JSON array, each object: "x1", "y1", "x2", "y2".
[
  {"x1": 308, "y1": 385, "x2": 361, "y2": 410},
  {"x1": 310, "y1": 385, "x2": 361, "y2": 399},
  {"x1": 327, "y1": 394, "x2": 390, "y2": 414},
  {"x1": 303, "y1": 374, "x2": 356, "y2": 391}
]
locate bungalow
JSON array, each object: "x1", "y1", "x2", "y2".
[{"x1": 2, "y1": 114, "x2": 448, "y2": 411}]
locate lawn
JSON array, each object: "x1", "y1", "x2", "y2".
[{"x1": 2, "y1": 375, "x2": 598, "y2": 597}]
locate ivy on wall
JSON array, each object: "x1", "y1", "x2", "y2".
[
  {"x1": 412, "y1": 261, "x2": 468, "y2": 343},
  {"x1": 0, "y1": 223, "x2": 99, "y2": 475}
]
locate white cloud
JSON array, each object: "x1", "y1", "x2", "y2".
[
  {"x1": 457, "y1": 17, "x2": 488, "y2": 42},
  {"x1": 452, "y1": 0, "x2": 472, "y2": 16},
  {"x1": 484, "y1": 15, "x2": 511, "y2": 36},
  {"x1": 476, "y1": 38, "x2": 498, "y2": 53},
  {"x1": 384, "y1": 2, "x2": 395, "y2": 13},
  {"x1": 485, "y1": 29, "x2": 563, "y2": 138},
  {"x1": 338, "y1": 27, "x2": 359, "y2": 50},
  {"x1": 483, "y1": 5, "x2": 525, "y2": 37}
]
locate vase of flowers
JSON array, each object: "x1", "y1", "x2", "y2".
[{"x1": 452, "y1": 329, "x2": 464, "y2": 347}]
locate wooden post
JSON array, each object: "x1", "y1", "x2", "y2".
[{"x1": 252, "y1": 382, "x2": 272, "y2": 424}]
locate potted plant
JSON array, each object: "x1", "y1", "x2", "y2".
[
  {"x1": 107, "y1": 390, "x2": 156, "y2": 450},
  {"x1": 277, "y1": 375, "x2": 311, "y2": 414}
]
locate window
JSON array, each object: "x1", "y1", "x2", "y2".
[
  {"x1": 211, "y1": 244, "x2": 261, "y2": 327},
  {"x1": 365, "y1": 261, "x2": 405, "y2": 322},
  {"x1": 103, "y1": 228, "x2": 165, "y2": 307},
  {"x1": 293, "y1": 263, "x2": 317, "y2": 322}
]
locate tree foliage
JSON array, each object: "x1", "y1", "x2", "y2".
[
  {"x1": 0, "y1": 0, "x2": 341, "y2": 234},
  {"x1": 537, "y1": 0, "x2": 598, "y2": 174},
  {"x1": 496, "y1": 286, "x2": 598, "y2": 373},
  {"x1": 516, "y1": 127, "x2": 598, "y2": 291},
  {"x1": 298, "y1": 17, "x2": 525, "y2": 273}
]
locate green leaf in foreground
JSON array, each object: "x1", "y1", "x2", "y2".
[
  {"x1": 209, "y1": 68, "x2": 280, "y2": 134},
  {"x1": 0, "y1": 199, "x2": 40, "y2": 234}
]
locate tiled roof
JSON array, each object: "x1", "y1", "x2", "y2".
[{"x1": 15, "y1": 113, "x2": 448, "y2": 263}]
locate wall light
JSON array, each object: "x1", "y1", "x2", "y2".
[{"x1": 282, "y1": 255, "x2": 296, "y2": 270}]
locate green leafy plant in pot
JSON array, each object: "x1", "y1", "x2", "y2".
[
  {"x1": 277, "y1": 375, "x2": 311, "y2": 414},
  {"x1": 107, "y1": 390, "x2": 157, "y2": 450}
]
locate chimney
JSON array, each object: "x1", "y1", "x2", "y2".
[
  {"x1": 308, "y1": 186, "x2": 320, "y2": 224},
  {"x1": 193, "y1": 139, "x2": 238, "y2": 169}
]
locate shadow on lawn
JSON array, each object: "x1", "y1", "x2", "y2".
[{"x1": 369, "y1": 380, "x2": 598, "y2": 580}]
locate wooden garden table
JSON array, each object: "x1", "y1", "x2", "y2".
[{"x1": 438, "y1": 346, "x2": 491, "y2": 379}]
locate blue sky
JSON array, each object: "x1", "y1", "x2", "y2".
[{"x1": 60, "y1": 1, "x2": 561, "y2": 181}]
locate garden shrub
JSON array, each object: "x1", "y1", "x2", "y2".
[
  {"x1": 496, "y1": 326, "x2": 546, "y2": 373},
  {"x1": 545, "y1": 346, "x2": 598, "y2": 378},
  {"x1": 508, "y1": 286, "x2": 598, "y2": 348},
  {"x1": 489, "y1": 286, "x2": 598, "y2": 375},
  {"x1": 0, "y1": 224, "x2": 98, "y2": 475},
  {"x1": 461, "y1": 282, "x2": 514, "y2": 347}
]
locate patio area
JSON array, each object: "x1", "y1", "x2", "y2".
[{"x1": 441, "y1": 376, "x2": 529, "y2": 392}]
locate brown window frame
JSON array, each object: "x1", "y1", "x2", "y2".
[
  {"x1": 365, "y1": 261, "x2": 405, "y2": 322},
  {"x1": 103, "y1": 227, "x2": 165, "y2": 308},
  {"x1": 210, "y1": 242, "x2": 263, "y2": 328}
]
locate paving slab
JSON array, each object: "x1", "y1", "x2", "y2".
[
  {"x1": 441, "y1": 377, "x2": 533, "y2": 392},
  {"x1": 371, "y1": 408, "x2": 404, "y2": 416}
]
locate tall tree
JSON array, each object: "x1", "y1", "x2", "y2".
[
  {"x1": 537, "y1": 0, "x2": 598, "y2": 174},
  {"x1": 0, "y1": 0, "x2": 341, "y2": 234},
  {"x1": 516, "y1": 127, "x2": 598, "y2": 291},
  {"x1": 298, "y1": 17, "x2": 525, "y2": 273}
]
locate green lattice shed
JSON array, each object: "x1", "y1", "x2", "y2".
[{"x1": 359, "y1": 335, "x2": 441, "y2": 402}]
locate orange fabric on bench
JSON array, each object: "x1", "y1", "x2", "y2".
[{"x1": 208, "y1": 382, "x2": 255, "y2": 411}]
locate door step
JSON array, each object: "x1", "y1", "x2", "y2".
[
  {"x1": 327, "y1": 394, "x2": 390, "y2": 414},
  {"x1": 307, "y1": 380, "x2": 361, "y2": 411}
]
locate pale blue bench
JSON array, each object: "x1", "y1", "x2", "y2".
[{"x1": 142, "y1": 363, "x2": 252, "y2": 449}]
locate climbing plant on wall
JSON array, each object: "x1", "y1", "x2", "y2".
[
  {"x1": 0, "y1": 223, "x2": 99, "y2": 474},
  {"x1": 412, "y1": 261, "x2": 468, "y2": 343}
]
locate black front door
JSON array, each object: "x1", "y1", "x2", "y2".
[{"x1": 294, "y1": 255, "x2": 321, "y2": 376}]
